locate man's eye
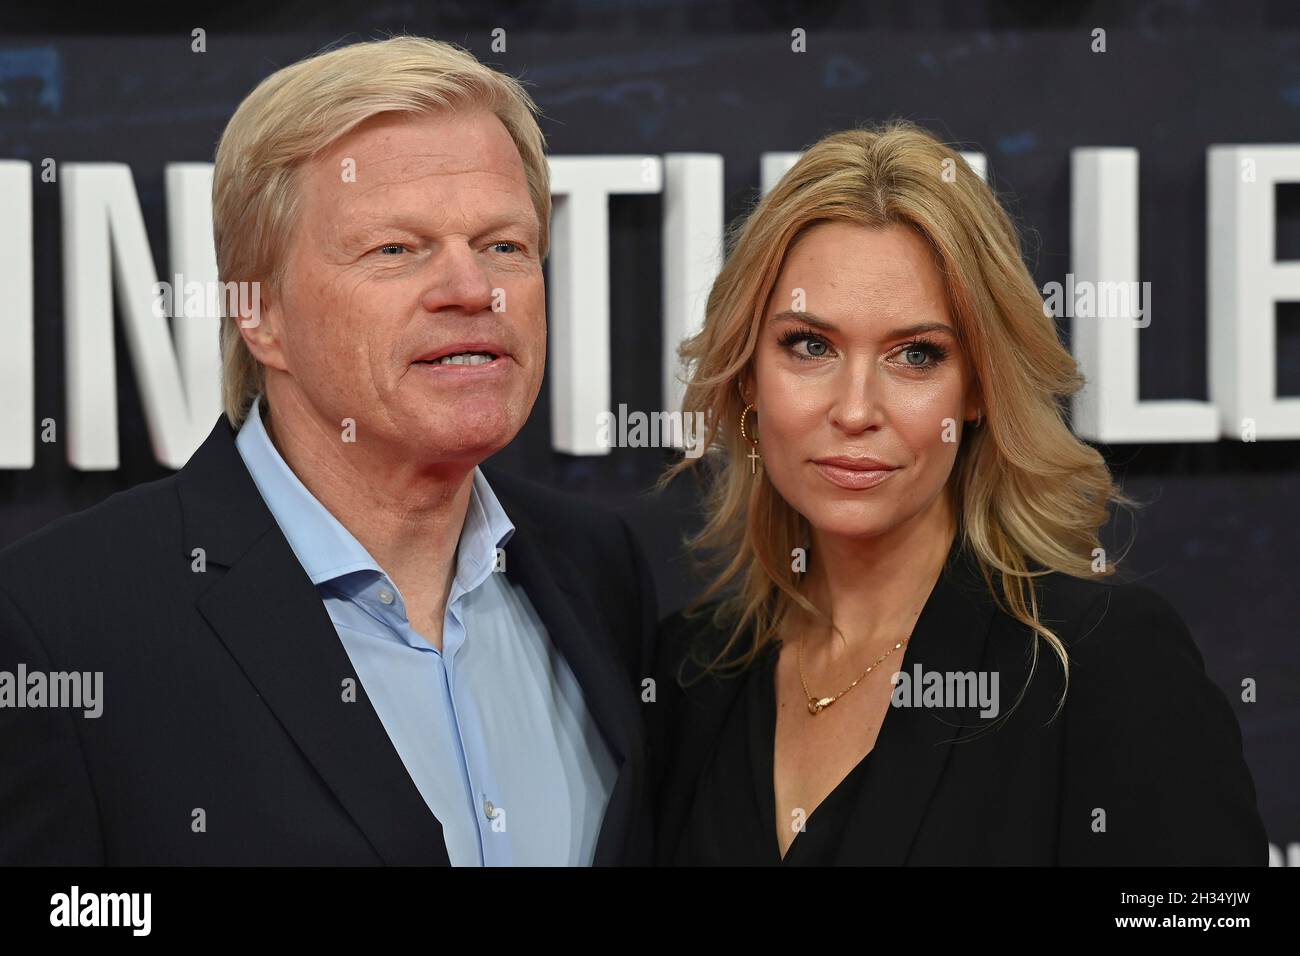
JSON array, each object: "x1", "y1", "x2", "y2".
[
  {"x1": 377, "y1": 244, "x2": 407, "y2": 255},
  {"x1": 489, "y1": 241, "x2": 520, "y2": 254}
]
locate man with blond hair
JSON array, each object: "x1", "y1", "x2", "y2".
[{"x1": 0, "y1": 37, "x2": 656, "y2": 866}]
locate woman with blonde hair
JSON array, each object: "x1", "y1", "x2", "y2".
[{"x1": 651, "y1": 121, "x2": 1266, "y2": 865}]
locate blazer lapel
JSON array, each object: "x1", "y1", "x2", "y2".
[
  {"x1": 494, "y1": 505, "x2": 642, "y2": 866},
  {"x1": 836, "y1": 540, "x2": 997, "y2": 864},
  {"x1": 177, "y1": 417, "x2": 450, "y2": 866},
  {"x1": 655, "y1": 615, "x2": 751, "y2": 862}
]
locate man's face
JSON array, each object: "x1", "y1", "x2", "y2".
[{"x1": 249, "y1": 108, "x2": 546, "y2": 470}]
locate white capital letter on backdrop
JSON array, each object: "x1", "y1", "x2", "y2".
[
  {"x1": 0, "y1": 162, "x2": 34, "y2": 468},
  {"x1": 165, "y1": 163, "x2": 224, "y2": 444},
  {"x1": 1070, "y1": 148, "x2": 1217, "y2": 442},
  {"x1": 662, "y1": 154, "x2": 724, "y2": 421},
  {"x1": 61, "y1": 163, "x2": 221, "y2": 470},
  {"x1": 1208, "y1": 145, "x2": 1300, "y2": 439},
  {"x1": 548, "y1": 156, "x2": 662, "y2": 454}
]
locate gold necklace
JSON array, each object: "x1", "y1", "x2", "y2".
[{"x1": 797, "y1": 630, "x2": 910, "y2": 715}]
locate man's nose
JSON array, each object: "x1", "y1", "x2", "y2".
[{"x1": 419, "y1": 242, "x2": 496, "y2": 315}]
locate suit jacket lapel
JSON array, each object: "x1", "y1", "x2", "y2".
[
  {"x1": 178, "y1": 417, "x2": 450, "y2": 866},
  {"x1": 491, "y1": 497, "x2": 641, "y2": 867},
  {"x1": 837, "y1": 540, "x2": 997, "y2": 864},
  {"x1": 660, "y1": 539, "x2": 998, "y2": 865},
  {"x1": 656, "y1": 617, "x2": 750, "y2": 862}
]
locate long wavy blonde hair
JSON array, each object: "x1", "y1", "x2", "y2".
[{"x1": 661, "y1": 120, "x2": 1133, "y2": 717}]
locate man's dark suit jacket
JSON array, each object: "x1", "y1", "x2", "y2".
[
  {"x1": 650, "y1": 541, "x2": 1268, "y2": 865},
  {"x1": 0, "y1": 417, "x2": 657, "y2": 865}
]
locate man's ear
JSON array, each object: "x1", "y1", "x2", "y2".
[{"x1": 236, "y1": 279, "x2": 289, "y2": 374}]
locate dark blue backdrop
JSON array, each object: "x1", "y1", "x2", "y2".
[{"x1": 0, "y1": 0, "x2": 1296, "y2": 855}]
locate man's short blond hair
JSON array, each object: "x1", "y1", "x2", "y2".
[{"x1": 212, "y1": 35, "x2": 551, "y2": 428}]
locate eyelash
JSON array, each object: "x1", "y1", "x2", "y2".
[
  {"x1": 374, "y1": 240, "x2": 524, "y2": 256},
  {"x1": 776, "y1": 327, "x2": 950, "y2": 368}
]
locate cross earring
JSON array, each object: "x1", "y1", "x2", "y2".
[{"x1": 740, "y1": 403, "x2": 760, "y2": 473}]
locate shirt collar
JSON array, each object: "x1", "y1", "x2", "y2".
[
  {"x1": 234, "y1": 394, "x2": 514, "y2": 595},
  {"x1": 453, "y1": 460, "x2": 516, "y2": 601}
]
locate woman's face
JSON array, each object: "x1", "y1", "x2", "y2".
[{"x1": 747, "y1": 220, "x2": 980, "y2": 544}]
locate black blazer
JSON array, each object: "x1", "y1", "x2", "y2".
[
  {"x1": 650, "y1": 542, "x2": 1268, "y2": 865},
  {"x1": 0, "y1": 416, "x2": 657, "y2": 865}
]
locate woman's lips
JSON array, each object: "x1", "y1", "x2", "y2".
[{"x1": 811, "y1": 459, "x2": 898, "y2": 490}]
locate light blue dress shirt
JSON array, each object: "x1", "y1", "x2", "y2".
[{"x1": 234, "y1": 395, "x2": 616, "y2": 865}]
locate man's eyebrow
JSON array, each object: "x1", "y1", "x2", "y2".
[
  {"x1": 769, "y1": 311, "x2": 956, "y2": 339},
  {"x1": 474, "y1": 211, "x2": 541, "y2": 240},
  {"x1": 338, "y1": 216, "x2": 421, "y2": 243},
  {"x1": 339, "y1": 210, "x2": 540, "y2": 243}
]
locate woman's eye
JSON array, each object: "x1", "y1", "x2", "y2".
[
  {"x1": 892, "y1": 341, "x2": 948, "y2": 369},
  {"x1": 781, "y1": 331, "x2": 833, "y2": 359},
  {"x1": 377, "y1": 244, "x2": 407, "y2": 255}
]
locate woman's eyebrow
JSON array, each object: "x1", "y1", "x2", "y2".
[
  {"x1": 769, "y1": 310, "x2": 838, "y2": 330},
  {"x1": 883, "y1": 321, "x2": 956, "y2": 338},
  {"x1": 769, "y1": 310, "x2": 955, "y2": 339}
]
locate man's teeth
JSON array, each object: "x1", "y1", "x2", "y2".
[{"x1": 430, "y1": 352, "x2": 495, "y2": 366}]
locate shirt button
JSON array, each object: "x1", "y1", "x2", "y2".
[
  {"x1": 377, "y1": 588, "x2": 395, "y2": 605},
  {"x1": 484, "y1": 799, "x2": 496, "y2": 819}
]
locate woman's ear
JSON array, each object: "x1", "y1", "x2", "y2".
[
  {"x1": 737, "y1": 370, "x2": 755, "y2": 406},
  {"x1": 962, "y1": 376, "x2": 984, "y2": 424}
]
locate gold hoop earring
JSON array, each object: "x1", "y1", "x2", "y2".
[
  {"x1": 740, "y1": 403, "x2": 759, "y2": 445},
  {"x1": 740, "y1": 403, "x2": 762, "y2": 473}
]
